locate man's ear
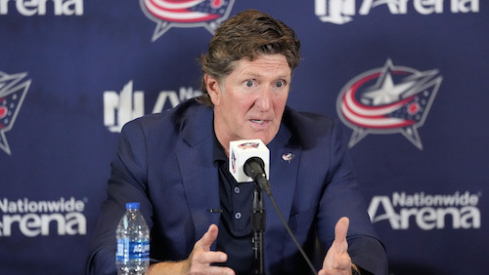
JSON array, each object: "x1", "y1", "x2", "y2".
[{"x1": 205, "y1": 74, "x2": 221, "y2": 106}]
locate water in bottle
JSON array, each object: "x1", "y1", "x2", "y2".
[{"x1": 116, "y1": 202, "x2": 150, "y2": 275}]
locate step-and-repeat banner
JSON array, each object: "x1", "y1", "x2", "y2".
[{"x1": 1, "y1": 1, "x2": 487, "y2": 274}]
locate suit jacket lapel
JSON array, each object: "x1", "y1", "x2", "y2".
[
  {"x1": 264, "y1": 124, "x2": 301, "y2": 258},
  {"x1": 176, "y1": 106, "x2": 221, "y2": 248}
]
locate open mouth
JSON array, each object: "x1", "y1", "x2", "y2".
[{"x1": 251, "y1": 119, "x2": 265, "y2": 124}]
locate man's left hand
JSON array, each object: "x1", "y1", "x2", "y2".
[{"x1": 318, "y1": 217, "x2": 352, "y2": 275}]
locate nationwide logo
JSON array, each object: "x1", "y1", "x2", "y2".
[
  {"x1": 0, "y1": 0, "x2": 83, "y2": 16},
  {"x1": 140, "y1": 0, "x2": 235, "y2": 41},
  {"x1": 336, "y1": 59, "x2": 442, "y2": 150},
  {"x1": 0, "y1": 71, "x2": 31, "y2": 155},
  {"x1": 103, "y1": 80, "x2": 202, "y2": 133},
  {"x1": 315, "y1": 0, "x2": 479, "y2": 24},
  {"x1": 368, "y1": 191, "x2": 481, "y2": 230},
  {"x1": 0, "y1": 197, "x2": 87, "y2": 237}
]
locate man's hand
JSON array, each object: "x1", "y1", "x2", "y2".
[
  {"x1": 318, "y1": 217, "x2": 352, "y2": 275},
  {"x1": 185, "y1": 224, "x2": 235, "y2": 275},
  {"x1": 147, "y1": 224, "x2": 235, "y2": 275}
]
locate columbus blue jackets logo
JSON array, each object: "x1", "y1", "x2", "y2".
[
  {"x1": 0, "y1": 71, "x2": 31, "y2": 155},
  {"x1": 336, "y1": 59, "x2": 442, "y2": 150},
  {"x1": 238, "y1": 142, "x2": 259, "y2": 149},
  {"x1": 140, "y1": 0, "x2": 235, "y2": 41}
]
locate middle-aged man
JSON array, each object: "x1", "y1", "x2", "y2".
[{"x1": 88, "y1": 9, "x2": 388, "y2": 275}]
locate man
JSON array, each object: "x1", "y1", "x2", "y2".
[{"x1": 88, "y1": 9, "x2": 387, "y2": 275}]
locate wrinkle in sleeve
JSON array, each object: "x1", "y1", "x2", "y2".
[
  {"x1": 87, "y1": 248, "x2": 117, "y2": 275},
  {"x1": 348, "y1": 236, "x2": 388, "y2": 275}
]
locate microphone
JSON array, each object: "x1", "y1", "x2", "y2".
[
  {"x1": 244, "y1": 157, "x2": 271, "y2": 196},
  {"x1": 229, "y1": 139, "x2": 318, "y2": 275},
  {"x1": 229, "y1": 139, "x2": 270, "y2": 275},
  {"x1": 229, "y1": 139, "x2": 270, "y2": 183}
]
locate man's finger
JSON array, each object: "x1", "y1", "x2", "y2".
[
  {"x1": 332, "y1": 254, "x2": 351, "y2": 270},
  {"x1": 333, "y1": 217, "x2": 349, "y2": 253},
  {"x1": 188, "y1": 251, "x2": 235, "y2": 275},
  {"x1": 320, "y1": 217, "x2": 352, "y2": 273},
  {"x1": 205, "y1": 266, "x2": 236, "y2": 275},
  {"x1": 192, "y1": 251, "x2": 228, "y2": 265},
  {"x1": 195, "y1": 224, "x2": 219, "y2": 252}
]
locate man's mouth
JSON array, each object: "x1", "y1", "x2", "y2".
[{"x1": 251, "y1": 119, "x2": 265, "y2": 125}]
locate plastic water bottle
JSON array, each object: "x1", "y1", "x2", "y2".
[{"x1": 116, "y1": 202, "x2": 150, "y2": 275}]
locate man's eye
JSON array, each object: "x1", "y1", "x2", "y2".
[
  {"x1": 245, "y1": 80, "x2": 254, "y2": 87},
  {"x1": 276, "y1": 81, "x2": 284, "y2": 88}
]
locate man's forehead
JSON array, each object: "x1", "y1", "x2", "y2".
[{"x1": 231, "y1": 55, "x2": 292, "y2": 77}]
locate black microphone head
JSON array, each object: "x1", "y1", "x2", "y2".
[
  {"x1": 245, "y1": 157, "x2": 264, "y2": 168},
  {"x1": 244, "y1": 157, "x2": 265, "y2": 178},
  {"x1": 243, "y1": 157, "x2": 271, "y2": 195}
]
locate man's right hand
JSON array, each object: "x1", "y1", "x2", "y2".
[{"x1": 146, "y1": 224, "x2": 235, "y2": 275}]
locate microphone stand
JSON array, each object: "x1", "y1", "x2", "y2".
[
  {"x1": 244, "y1": 157, "x2": 318, "y2": 275},
  {"x1": 251, "y1": 185, "x2": 265, "y2": 275}
]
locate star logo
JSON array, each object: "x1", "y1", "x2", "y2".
[
  {"x1": 0, "y1": 71, "x2": 31, "y2": 155},
  {"x1": 336, "y1": 59, "x2": 442, "y2": 150},
  {"x1": 140, "y1": 0, "x2": 235, "y2": 42},
  {"x1": 362, "y1": 72, "x2": 416, "y2": 105}
]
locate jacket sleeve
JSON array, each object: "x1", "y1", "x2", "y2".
[
  {"x1": 87, "y1": 119, "x2": 154, "y2": 275},
  {"x1": 316, "y1": 120, "x2": 388, "y2": 275}
]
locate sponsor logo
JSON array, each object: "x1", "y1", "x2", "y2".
[
  {"x1": 103, "y1": 80, "x2": 202, "y2": 133},
  {"x1": 368, "y1": 191, "x2": 481, "y2": 230},
  {"x1": 0, "y1": 197, "x2": 87, "y2": 237},
  {"x1": 133, "y1": 243, "x2": 150, "y2": 253},
  {"x1": 0, "y1": 0, "x2": 84, "y2": 16},
  {"x1": 140, "y1": 0, "x2": 235, "y2": 41},
  {"x1": 315, "y1": 0, "x2": 479, "y2": 24},
  {"x1": 117, "y1": 239, "x2": 150, "y2": 261},
  {"x1": 0, "y1": 71, "x2": 31, "y2": 155},
  {"x1": 336, "y1": 59, "x2": 442, "y2": 150},
  {"x1": 238, "y1": 142, "x2": 259, "y2": 149}
]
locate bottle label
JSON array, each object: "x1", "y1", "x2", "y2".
[{"x1": 116, "y1": 239, "x2": 150, "y2": 262}]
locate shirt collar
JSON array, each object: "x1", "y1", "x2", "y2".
[{"x1": 212, "y1": 132, "x2": 228, "y2": 164}]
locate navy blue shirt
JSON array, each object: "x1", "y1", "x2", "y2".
[{"x1": 213, "y1": 135, "x2": 254, "y2": 275}]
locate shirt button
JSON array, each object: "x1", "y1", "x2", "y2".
[
  {"x1": 234, "y1": 187, "x2": 240, "y2": 194},
  {"x1": 235, "y1": 212, "x2": 242, "y2": 219}
]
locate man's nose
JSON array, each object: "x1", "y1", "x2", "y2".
[{"x1": 255, "y1": 87, "x2": 272, "y2": 111}]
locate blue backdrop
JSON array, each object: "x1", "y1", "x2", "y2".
[{"x1": 1, "y1": 1, "x2": 487, "y2": 274}]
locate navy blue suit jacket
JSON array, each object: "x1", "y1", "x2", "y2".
[{"x1": 88, "y1": 99, "x2": 387, "y2": 275}]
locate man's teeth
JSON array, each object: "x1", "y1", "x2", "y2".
[{"x1": 252, "y1": 119, "x2": 264, "y2": 124}]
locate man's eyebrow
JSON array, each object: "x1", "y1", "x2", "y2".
[{"x1": 240, "y1": 72, "x2": 291, "y2": 79}]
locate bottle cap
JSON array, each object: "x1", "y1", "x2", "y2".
[{"x1": 126, "y1": 202, "x2": 140, "y2": 210}]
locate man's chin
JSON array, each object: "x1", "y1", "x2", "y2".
[{"x1": 245, "y1": 132, "x2": 276, "y2": 145}]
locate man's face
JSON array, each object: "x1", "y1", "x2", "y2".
[{"x1": 207, "y1": 54, "x2": 291, "y2": 152}]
